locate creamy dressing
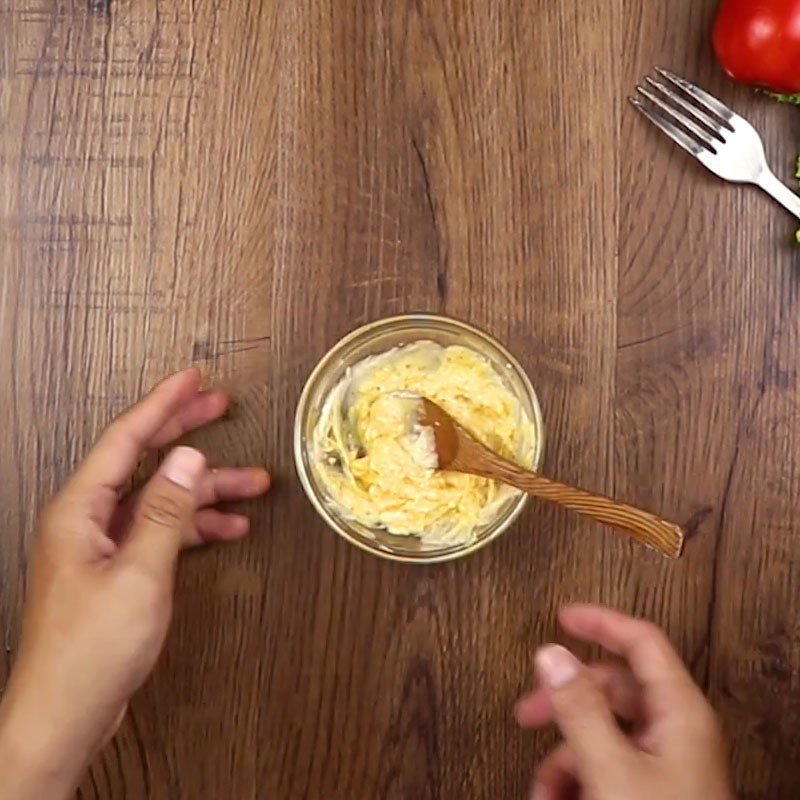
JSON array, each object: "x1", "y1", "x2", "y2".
[{"x1": 311, "y1": 341, "x2": 536, "y2": 544}]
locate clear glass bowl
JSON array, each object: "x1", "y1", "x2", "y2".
[{"x1": 293, "y1": 314, "x2": 545, "y2": 563}]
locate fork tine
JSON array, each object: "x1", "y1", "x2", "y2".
[
  {"x1": 644, "y1": 77, "x2": 725, "y2": 142},
  {"x1": 637, "y1": 84, "x2": 717, "y2": 151},
  {"x1": 629, "y1": 97, "x2": 706, "y2": 158},
  {"x1": 655, "y1": 67, "x2": 735, "y2": 128}
]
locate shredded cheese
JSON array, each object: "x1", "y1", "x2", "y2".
[{"x1": 311, "y1": 341, "x2": 537, "y2": 545}]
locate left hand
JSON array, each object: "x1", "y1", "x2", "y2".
[{"x1": 0, "y1": 368, "x2": 270, "y2": 800}]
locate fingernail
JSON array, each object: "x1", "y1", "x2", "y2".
[
  {"x1": 161, "y1": 446, "x2": 206, "y2": 490},
  {"x1": 535, "y1": 644, "x2": 580, "y2": 689},
  {"x1": 251, "y1": 468, "x2": 271, "y2": 492},
  {"x1": 232, "y1": 516, "x2": 250, "y2": 536}
]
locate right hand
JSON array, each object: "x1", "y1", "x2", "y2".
[{"x1": 515, "y1": 605, "x2": 735, "y2": 800}]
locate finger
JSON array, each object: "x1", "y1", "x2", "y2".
[
  {"x1": 190, "y1": 509, "x2": 250, "y2": 545},
  {"x1": 71, "y1": 368, "x2": 202, "y2": 491},
  {"x1": 195, "y1": 467, "x2": 271, "y2": 507},
  {"x1": 516, "y1": 661, "x2": 643, "y2": 728},
  {"x1": 558, "y1": 605, "x2": 700, "y2": 709},
  {"x1": 531, "y1": 743, "x2": 579, "y2": 800},
  {"x1": 108, "y1": 469, "x2": 269, "y2": 546},
  {"x1": 535, "y1": 645, "x2": 635, "y2": 778},
  {"x1": 148, "y1": 390, "x2": 230, "y2": 448},
  {"x1": 119, "y1": 447, "x2": 205, "y2": 580},
  {"x1": 98, "y1": 704, "x2": 128, "y2": 750}
]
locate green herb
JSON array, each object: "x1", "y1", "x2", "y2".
[{"x1": 767, "y1": 92, "x2": 800, "y2": 105}]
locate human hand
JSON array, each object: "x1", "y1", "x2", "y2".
[
  {"x1": 0, "y1": 368, "x2": 270, "y2": 800},
  {"x1": 515, "y1": 605, "x2": 735, "y2": 800}
]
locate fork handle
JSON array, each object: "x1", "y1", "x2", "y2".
[{"x1": 757, "y1": 170, "x2": 800, "y2": 221}]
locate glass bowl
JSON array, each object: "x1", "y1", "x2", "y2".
[{"x1": 293, "y1": 314, "x2": 545, "y2": 564}]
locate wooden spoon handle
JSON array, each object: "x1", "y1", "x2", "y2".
[{"x1": 466, "y1": 452, "x2": 685, "y2": 558}]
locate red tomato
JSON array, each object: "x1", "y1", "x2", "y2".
[{"x1": 713, "y1": 0, "x2": 800, "y2": 93}]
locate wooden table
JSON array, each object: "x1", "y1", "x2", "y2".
[{"x1": 2, "y1": 1, "x2": 799, "y2": 797}]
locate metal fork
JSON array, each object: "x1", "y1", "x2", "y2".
[{"x1": 631, "y1": 68, "x2": 800, "y2": 220}]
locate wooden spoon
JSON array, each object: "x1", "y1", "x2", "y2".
[{"x1": 418, "y1": 397, "x2": 685, "y2": 558}]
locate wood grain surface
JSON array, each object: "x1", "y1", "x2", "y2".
[{"x1": 1, "y1": 0, "x2": 799, "y2": 797}]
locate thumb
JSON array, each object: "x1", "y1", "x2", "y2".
[
  {"x1": 535, "y1": 645, "x2": 634, "y2": 777},
  {"x1": 121, "y1": 446, "x2": 205, "y2": 579}
]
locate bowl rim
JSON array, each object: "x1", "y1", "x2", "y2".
[{"x1": 293, "y1": 312, "x2": 545, "y2": 564}]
